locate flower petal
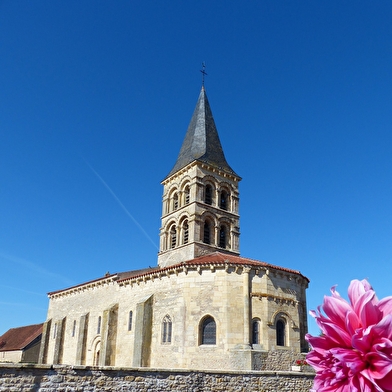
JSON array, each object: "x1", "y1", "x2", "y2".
[
  {"x1": 348, "y1": 279, "x2": 367, "y2": 307},
  {"x1": 331, "y1": 347, "x2": 365, "y2": 373},
  {"x1": 372, "y1": 314, "x2": 392, "y2": 341},
  {"x1": 322, "y1": 294, "x2": 352, "y2": 331},
  {"x1": 321, "y1": 321, "x2": 352, "y2": 346},
  {"x1": 345, "y1": 309, "x2": 360, "y2": 336},
  {"x1": 365, "y1": 351, "x2": 392, "y2": 379},
  {"x1": 378, "y1": 296, "x2": 392, "y2": 317},
  {"x1": 354, "y1": 289, "x2": 381, "y2": 327}
]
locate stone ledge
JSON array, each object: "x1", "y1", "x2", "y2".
[
  {"x1": 0, "y1": 363, "x2": 315, "y2": 392},
  {"x1": 0, "y1": 362, "x2": 315, "y2": 376}
]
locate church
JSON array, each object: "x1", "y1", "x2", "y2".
[{"x1": 38, "y1": 87, "x2": 309, "y2": 371}]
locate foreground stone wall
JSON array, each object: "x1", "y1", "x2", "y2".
[{"x1": 0, "y1": 363, "x2": 314, "y2": 392}]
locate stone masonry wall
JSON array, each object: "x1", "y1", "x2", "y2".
[
  {"x1": 261, "y1": 349, "x2": 307, "y2": 371},
  {"x1": 0, "y1": 363, "x2": 314, "y2": 392}
]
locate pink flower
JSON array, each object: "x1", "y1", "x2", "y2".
[{"x1": 306, "y1": 279, "x2": 392, "y2": 392}]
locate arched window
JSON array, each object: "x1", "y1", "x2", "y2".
[
  {"x1": 203, "y1": 221, "x2": 211, "y2": 244},
  {"x1": 97, "y1": 316, "x2": 101, "y2": 334},
  {"x1": 72, "y1": 320, "x2": 76, "y2": 337},
  {"x1": 162, "y1": 315, "x2": 172, "y2": 344},
  {"x1": 276, "y1": 319, "x2": 285, "y2": 346},
  {"x1": 184, "y1": 186, "x2": 190, "y2": 205},
  {"x1": 252, "y1": 319, "x2": 260, "y2": 345},
  {"x1": 220, "y1": 190, "x2": 229, "y2": 210},
  {"x1": 170, "y1": 225, "x2": 177, "y2": 248},
  {"x1": 205, "y1": 185, "x2": 212, "y2": 205},
  {"x1": 173, "y1": 193, "x2": 179, "y2": 210},
  {"x1": 128, "y1": 311, "x2": 133, "y2": 331},
  {"x1": 183, "y1": 220, "x2": 189, "y2": 244},
  {"x1": 94, "y1": 349, "x2": 100, "y2": 366},
  {"x1": 94, "y1": 341, "x2": 100, "y2": 366},
  {"x1": 219, "y1": 226, "x2": 226, "y2": 248},
  {"x1": 201, "y1": 316, "x2": 216, "y2": 345}
]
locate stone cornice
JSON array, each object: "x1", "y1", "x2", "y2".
[
  {"x1": 162, "y1": 161, "x2": 240, "y2": 186},
  {"x1": 48, "y1": 275, "x2": 118, "y2": 299},
  {"x1": 251, "y1": 292, "x2": 299, "y2": 307}
]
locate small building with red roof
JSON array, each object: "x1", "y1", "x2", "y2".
[{"x1": 0, "y1": 323, "x2": 43, "y2": 363}]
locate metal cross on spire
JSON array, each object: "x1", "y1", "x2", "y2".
[{"x1": 200, "y1": 62, "x2": 207, "y2": 86}]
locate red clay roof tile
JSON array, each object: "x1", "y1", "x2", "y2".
[
  {"x1": 48, "y1": 252, "x2": 309, "y2": 295},
  {"x1": 0, "y1": 323, "x2": 43, "y2": 351}
]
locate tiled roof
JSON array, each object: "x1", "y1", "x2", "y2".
[
  {"x1": 118, "y1": 252, "x2": 309, "y2": 283},
  {"x1": 48, "y1": 252, "x2": 309, "y2": 295},
  {"x1": 0, "y1": 323, "x2": 43, "y2": 352},
  {"x1": 47, "y1": 267, "x2": 161, "y2": 296},
  {"x1": 47, "y1": 272, "x2": 118, "y2": 295},
  {"x1": 186, "y1": 252, "x2": 308, "y2": 279},
  {"x1": 165, "y1": 87, "x2": 239, "y2": 179}
]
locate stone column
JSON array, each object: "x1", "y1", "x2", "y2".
[
  {"x1": 133, "y1": 295, "x2": 153, "y2": 367},
  {"x1": 100, "y1": 304, "x2": 118, "y2": 366},
  {"x1": 243, "y1": 267, "x2": 251, "y2": 346},
  {"x1": 38, "y1": 319, "x2": 51, "y2": 364},
  {"x1": 76, "y1": 313, "x2": 89, "y2": 365},
  {"x1": 53, "y1": 317, "x2": 66, "y2": 364}
]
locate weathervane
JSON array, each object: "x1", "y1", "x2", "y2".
[{"x1": 200, "y1": 62, "x2": 207, "y2": 86}]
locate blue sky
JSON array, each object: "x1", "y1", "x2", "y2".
[{"x1": 1, "y1": 1, "x2": 392, "y2": 338}]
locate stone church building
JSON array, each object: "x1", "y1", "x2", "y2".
[{"x1": 38, "y1": 87, "x2": 309, "y2": 371}]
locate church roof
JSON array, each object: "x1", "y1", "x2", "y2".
[
  {"x1": 47, "y1": 267, "x2": 160, "y2": 296},
  {"x1": 47, "y1": 252, "x2": 308, "y2": 297},
  {"x1": 118, "y1": 252, "x2": 309, "y2": 284},
  {"x1": 0, "y1": 323, "x2": 43, "y2": 352},
  {"x1": 185, "y1": 252, "x2": 309, "y2": 280},
  {"x1": 165, "y1": 87, "x2": 239, "y2": 179}
]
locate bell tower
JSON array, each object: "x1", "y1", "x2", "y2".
[{"x1": 158, "y1": 87, "x2": 241, "y2": 268}]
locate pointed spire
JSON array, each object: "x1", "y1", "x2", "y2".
[{"x1": 166, "y1": 87, "x2": 238, "y2": 178}]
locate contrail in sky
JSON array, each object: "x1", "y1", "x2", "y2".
[
  {"x1": 84, "y1": 159, "x2": 158, "y2": 250},
  {"x1": 0, "y1": 285, "x2": 47, "y2": 297},
  {"x1": 0, "y1": 252, "x2": 74, "y2": 285}
]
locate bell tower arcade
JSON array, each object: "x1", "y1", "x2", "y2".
[{"x1": 158, "y1": 87, "x2": 241, "y2": 268}]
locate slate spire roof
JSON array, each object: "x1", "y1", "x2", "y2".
[{"x1": 166, "y1": 87, "x2": 239, "y2": 179}]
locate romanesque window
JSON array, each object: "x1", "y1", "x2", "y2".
[
  {"x1": 128, "y1": 311, "x2": 133, "y2": 331},
  {"x1": 203, "y1": 221, "x2": 211, "y2": 244},
  {"x1": 276, "y1": 319, "x2": 285, "y2": 346},
  {"x1": 201, "y1": 316, "x2": 216, "y2": 345},
  {"x1": 205, "y1": 185, "x2": 212, "y2": 205},
  {"x1": 252, "y1": 319, "x2": 260, "y2": 345},
  {"x1": 162, "y1": 315, "x2": 172, "y2": 344},
  {"x1": 170, "y1": 225, "x2": 177, "y2": 248},
  {"x1": 219, "y1": 226, "x2": 226, "y2": 248},
  {"x1": 97, "y1": 316, "x2": 101, "y2": 334},
  {"x1": 94, "y1": 350, "x2": 100, "y2": 366},
  {"x1": 53, "y1": 323, "x2": 57, "y2": 339},
  {"x1": 184, "y1": 186, "x2": 190, "y2": 204},
  {"x1": 183, "y1": 220, "x2": 189, "y2": 244},
  {"x1": 220, "y1": 190, "x2": 229, "y2": 210},
  {"x1": 94, "y1": 341, "x2": 101, "y2": 366},
  {"x1": 72, "y1": 320, "x2": 76, "y2": 337},
  {"x1": 173, "y1": 193, "x2": 179, "y2": 210}
]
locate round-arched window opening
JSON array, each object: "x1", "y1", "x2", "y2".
[
  {"x1": 201, "y1": 316, "x2": 216, "y2": 345},
  {"x1": 276, "y1": 319, "x2": 285, "y2": 346}
]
